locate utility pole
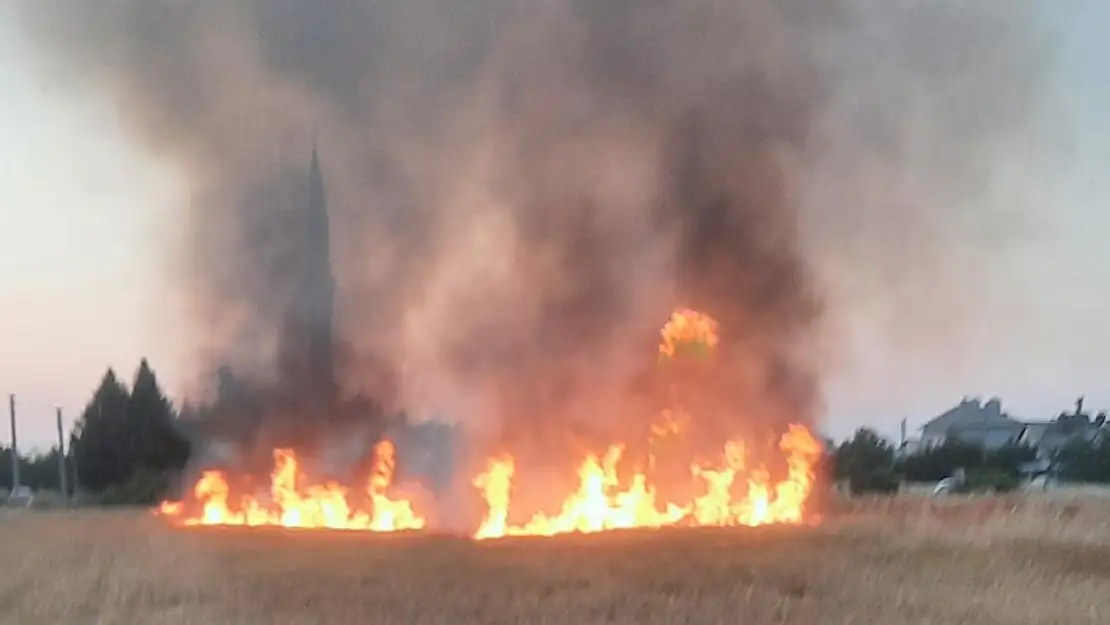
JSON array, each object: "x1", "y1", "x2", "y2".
[
  {"x1": 8, "y1": 394, "x2": 19, "y2": 494},
  {"x1": 56, "y1": 407, "x2": 68, "y2": 504}
]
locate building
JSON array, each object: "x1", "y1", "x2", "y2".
[
  {"x1": 182, "y1": 146, "x2": 378, "y2": 467},
  {"x1": 275, "y1": 146, "x2": 339, "y2": 400},
  {"x1": 918, "y1": 398, "x2": 1025, "y2": 450},
  {"x1": 914, "y1": 396, "x2": 1109, "y2": 461}
]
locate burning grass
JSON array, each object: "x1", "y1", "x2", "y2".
[
  {"x1": 3, "y1": 496, "x2": 1110, "y2": 625},
  {"x1": 158, "y1": 309, "x2": 826, "y2": 537}
]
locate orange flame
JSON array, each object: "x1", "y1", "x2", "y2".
[
  {"x1": 468, "y1": 308, "x2": 821, "y2": 538},
  {"x1": 472, "y1": 424, "x2": 821, "y2": 539},
  {"x1": 159, "y1": 440, "x2": 425, "y2": 531},
  {"x1": 659, "y1": 308, "x2": 719, "y2": 359},
  {"x1": 160, "y1": 308, "x2": 824, "y2": 539}
]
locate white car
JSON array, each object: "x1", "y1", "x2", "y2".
[{"x1": 932, "y1": 478, "x2": 956, "y2": 496}]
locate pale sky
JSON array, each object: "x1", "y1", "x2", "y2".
[
  {"x1": 0, "y1": 7, "x2": 186, "y2": 449},
  {"x1": 1, "y1": 4, "x2": 1108, "y2": 450},
  {"x1": 820, "y1": 1, "x2": 1110, "y2": 439}
]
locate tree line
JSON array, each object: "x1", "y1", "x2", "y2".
[
  {"x1": 832, "y1": 426, "x2": 1110, "y2": 494},
  {"x1": 1, "y1": 359, "x2": 190, "y2": 504},
  {"x1": 0, "y1": 447, "x2": 67, "y2": 492},
  {"x1": 6, "y1": 364, "x2": 1110, "y2": 504}
]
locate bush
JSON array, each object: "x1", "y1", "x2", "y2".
[
  {"x1": 95, "y1": 469, "x2": 177, "y2": 506},
  {"x1": 956, "y1": 469, "x2": 1019, "y2": 494},
  {"x1": 849, "y1": 470, "x2": 901, "y2": 495}
]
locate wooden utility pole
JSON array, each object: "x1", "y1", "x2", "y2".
[
  {"x1": 8, "y1": 394, "x2": 19, "y2": 492},
  {"x1": 56, "y1": 407, "x2": 68, "y2": 503}
]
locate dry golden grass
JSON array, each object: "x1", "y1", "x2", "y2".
[{"x1": 2, "y1": 496, "x2": 1109, "y2": 625}]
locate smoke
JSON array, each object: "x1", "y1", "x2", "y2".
[{"x1": 16, "y1": 1, "x2": 1056, "y2": 469}]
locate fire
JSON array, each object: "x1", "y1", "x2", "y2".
[
  {"x1": 469, "y1": 308, "x2": 821, "y2": 538},
  {"x1": 158, "y1": 440, "x2": 425, "y2": 531},
  {"x1": 472, "y1": 446, "x2": 686, "y2": 539},
  {"x1": 472, "y1": 424, "x2": 821, "y2": 539},
  {"x1": 659, "y1": 308, "x2": 719, "y2": 360},
  {"x1": 159, "y1": 307, "x2": 825, "y2": 539}
]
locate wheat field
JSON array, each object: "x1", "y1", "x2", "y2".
[{"x1": 1, "y1": 497, "x2": 1109, "y2": 625}]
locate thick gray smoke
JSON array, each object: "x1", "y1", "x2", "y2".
[{"x1": 16, "y1": 1, "x2": 1055, "y2": 476}]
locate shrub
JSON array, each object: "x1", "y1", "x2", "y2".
[
  {"x1": 849, "y1": 470, "x2": 901, "y2": 495},
  {"x1": 95, "y1": 469, "x2": 176, "y2": 506},
  {"x1": 956, "y1": 468, "x2": 1020, "y2": 494}
]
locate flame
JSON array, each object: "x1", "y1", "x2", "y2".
[
  {"x1": 659, "y1": 308, "x2": 719, "y2": 359},
  {"x1": 160, "y1": 308, "x2": 824, "y2": 539},
  {"x1": 472, "y1": 424, "x2": 821, "y2": 539},
  {"x1": 159, "y1": 440, "x2": 425, "y2": 531},
  {"x1": 469, "y1": 308, "x2": 821, "y2": 539},
  {"x1": 367, "y1": 440, "x2": 424, "y2": 531}
]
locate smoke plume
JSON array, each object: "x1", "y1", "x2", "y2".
[{"x1": 16, "y1": 1, "x2": 1056, "y2": 468}]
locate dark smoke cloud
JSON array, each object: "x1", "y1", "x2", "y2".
[{"x1": 16, "y1": 1, "x2": 1056, "y2": 464}]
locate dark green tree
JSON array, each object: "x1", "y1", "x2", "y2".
[
  {"x1": 70, "y1": 369, "x2": 132, "y2": 492},
  {"x1": 1054, "y1": 437, "x2": 1110, "y2": 482},
  {"x1": 832, "y1": 428, "x2": 894, "y2": 480},
  {"x1": 0, "y1": 444, "x2": 75, "y2": 510},
  {"x1": 832, "y1": 428, "x2": 900, "y2": 493},
  {"x1": 127, "y1": 359, "x2": 189, "y2": 473},
  {"x1": 898, "y1": 438, "x2": 985, "y2": 482},
  {"x1": 0, "y1": 445, "x2": 33, "y2": 490},
  {"x1": 68, "y1": 362, "x2": 192, "y2": 503},
  {"x1": 983, "y1": 443, "x2": 1037, "y2": 476},
  {"x1": 18, "y1": 448, "x2": 67, "y2": 492}
]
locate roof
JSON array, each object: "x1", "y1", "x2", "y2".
[
  {"x1": 1017, "y1": 422, "x2": 1053, "y2": 447},
  {"x1": 946, "y1": 423, "x2": 1024, "y2": 449},
  {"x1": 1038, "y1": 424, "x2": 1106, "y2": 453},
  {"x1": 922, "y1": 398, "x2": 1018, "y2": 433},
  {"x1": 918, "y1": 397, "x2": 1110, "y2": 455}
]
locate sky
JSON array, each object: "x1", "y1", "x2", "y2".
[
  {"x1": 1, "y1": 4, "x2": 1108, "y2": 450},
  {"x1": 821, "y1": 1, "x2": 1110, "y2": 438}
]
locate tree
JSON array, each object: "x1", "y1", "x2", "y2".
[
  {"x1": 983, "y1": 443, "x2": 1037, "y2": 475},
  {"x1": 832, "y1": 428, "x2": 899, "y2": 493},
  {"x1": 896, "y1": 438, "x2": 1037, "y2": 484},
  {"x1": 0, "y1": 445, "x2": 70, "y2": 493},
  {"x1": 0, "y1": 445, "x2": 29, "y2": 490},
  {"x1": 70, "y1": 369, "x2": 132, "y2": 492},
  {"x1": 68, "y1": 362, "x2": 192, "y2": 503},
  {"x1": 832, "y1": 428, "x2": 893, "y2": 480},
  {"x1": 898, "y1": 439, "x2": 985, "y2": 482},
  {"x1": 127, "y1": 359, "x2": 189, "y2": 473},
  {"x1": 1054, "y1": 437, "x2": 1110, "y2": 482},
  {"x1": 18, "y1": 448, "x2": 67, "y2": 492}
]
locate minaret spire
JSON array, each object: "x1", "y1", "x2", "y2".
[{"x1": 276, "y1": 142, "x2": 338, "y2": 402}]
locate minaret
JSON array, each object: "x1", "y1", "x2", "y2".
[{"x1": 277, "y1": 146, "x2": 338, "y2": 400}]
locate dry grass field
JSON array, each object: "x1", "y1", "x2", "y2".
[{"x1": 2, "y1": 496, "x2": 1110, "y2": 625}]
